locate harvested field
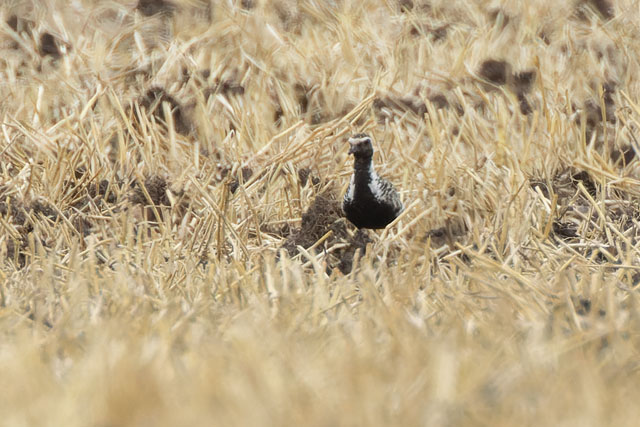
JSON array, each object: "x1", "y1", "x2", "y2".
[{"x1": 2, "y1": 0, "x2": 640, "y2": 425}]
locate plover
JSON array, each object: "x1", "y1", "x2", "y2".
[{"x1": 342, "y1": 133, "x2": 403, "y2": 229}]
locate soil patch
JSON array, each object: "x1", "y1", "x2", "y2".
[
  {"x1": 576, "y1": 0, "x2": 614, "y2": 21},
  {"x1": 136, "y1": 0, "x2": 175, "y2": 16},
  {"x1": 135, "y1": 87, "x2": 191, "y2": 135},
  {"x1": 229, "y1": 167, "x2": 254, "y2": 194},
  {"x1": 131, "y1": 175, "x2": 171, "y2": 207},
  {"x1": 39, "y1": 33, "x2": 61, "y2": 59},
  {"x1": 478, "y1": 59, "x2": 511, "y2": 86},
  {"x1": 280, "y1": 195, "x2": 374, "y2": 274},
  {"x1": 373, "y1": 94, "x2": 427, "y2": 119}
]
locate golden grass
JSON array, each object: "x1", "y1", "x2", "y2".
[{"x1": 2, "y1": 0, "x2": 640, "y2": 425}]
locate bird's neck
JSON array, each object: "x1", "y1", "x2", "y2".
[{"x1": 353, "y1": 156, "x2": 374, "y2": 174}]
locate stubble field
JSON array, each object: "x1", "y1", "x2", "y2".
[{"x1": 2, "y1": 0, "x2": 640, "y2": 425}]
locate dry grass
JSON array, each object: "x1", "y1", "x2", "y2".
[{"x1": 2, "y1": 0, "x2": 640, "y2": 425}]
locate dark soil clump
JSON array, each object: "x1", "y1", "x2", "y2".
[
  {"x1": 137, "y1": 87, "x2": 191, "y2": 135},
  {"x1": 282, "y1": 196, "x2": 345, "y2": 253},
  {"x1": 229, "y1": 167, "x2": 254, "y2": 194},
  {"x1": 293, "y1": 83, "x2": 326, "y2": 124},
  {"x1": 512, "y1": 70, "x2": 536, "y2": 94},
  {"x1": 430, "y1": 24, "x2": 449, "y2": 42},
  {"x1": 511, "y1": 70, "x2": 536, "y2": 115},
  {"x1": 7, "y1": 15, "x2": 19, "y2": 31},
  {"x1": 136, "y1": 0, "x2": 176, "y2": 16},
  {"x1": 423, "y1": 219, "x2": 468, "y2": 249},
  {"x1": 71, "y1": 215, "x2": 95, "y2": 237},
  {"x1": 0, "y1": 197, "x2": 27, "y2": 226},
  {"x1": 31, "y1": 199, "x2": 58, "y2": 221},
  {"x1": 241, "y1": 0, "x2": 256, "y2": 10},
  {"x1": 7, "y1": 15, "x2": 34, "y2": 40},
  {"x1": 533, "y1": 168, "x2": 598, "y2": 202},
  {"x1": 297, "y1": 167, "x2": 320, "y2": 187},
  {"x1": 576, "y1": 0, "x2": 614, "y2": 20},
  {"x1": 39, "y1": 33, "x2": 61, "y2": 59},
  {"x1": 280, "y1": 195, "x2": 373, "y2": 274},
  {"x1": 571, "y1": 170, "x2": 597, "y2": 197},
  {"x1": 478, "y1": 59, "x2": 511, "y2": 86},
  {"x1": 88, "y1": 179, "x2": 119, "y2": 204},
  {"x1": 427, "y1": 93, "x2": 450, "y2": 110},
  {"x1": 610, "y1": 146, "x2": 636, "y2": 166},
  {"x1": 132, "y1": 175, "x2": 170, "y2": 207},
  {"x1": 204, "y1": 79, "x2": 245, "y2": 99},
  {"x1": 397, "y1": 0, "x2": 414, "y2": 12},
  {"x1": 409, "y1": 23, "x2": 448, "y2": 42},
  {"x1": 218, "y1": 79, "x2": 245, "y2": 96},
  {"x1": 295, "y1": 83, "x2": 312, "y2": 114},
  {"x1": 517, "y1": 93, "x2": 532, "y2": 115},
  {"x1": 477, "y1": 60, "x2": 537, "y2": 114},
  {"x1": 530, "y1": 179, "x2": 550, "y2": 199},
  {"x1": 574, "y1": 82, "x2": 616, "y2": 140},
  {"x1": 337, "y1": 229, "x2": 374, "y2": 274},
  {"x1": 552, "y1": 220, "x2": 578, "y2": 240},
  {"x1": 374, "y1": 95, "x2": 427, "y2": 118},
  {"x1": 5, "y1": 237, "x2": 28, "y2": 267},
  {"x1": 273, "y1": 104, "x2": 284, "y2": 124},
  {"x1": 297, "y1": 168, "x2": 311, "y2": 187},
  {"x1": 582, "y1": 99, "x2": 615, "y2": 129}
]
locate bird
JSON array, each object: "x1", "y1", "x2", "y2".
[{"x1": 342, "y1": 133, "x2": 403, "y2": 229}]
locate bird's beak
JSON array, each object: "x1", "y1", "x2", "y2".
[{"x1": 348, "y1": 141, "x2": 357, "y2": 154}]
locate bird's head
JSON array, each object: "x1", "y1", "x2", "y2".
[{"x1": 348, "y1": 133, "x2": 374, "y2": 158}]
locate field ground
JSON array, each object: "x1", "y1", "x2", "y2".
[{"x1": 2, "y1": 0, "x2": 640, "y2": 425}]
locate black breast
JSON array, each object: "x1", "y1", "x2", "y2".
[
  {"x1": 343, "y1": 200, "x2": 399, "y2": 229},
  {"x1": 343, "y1": 187, "x2": 400, "y2": 229}
]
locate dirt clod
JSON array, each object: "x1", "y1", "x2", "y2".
[
  {"x1": 229, "y1": 167, "x2": 254, "y2": 194},
  {"x1": 571, "y1": 170, "x2": 597, "y2": 197},
  {"x1": 297, "y1": 167, "x2": 320, "y2": 187},
  {"x1": 518, "y1": 93, "x2": 532, "y2": 115},
  {"x1": 132, "y1": 175, "x2": 170, "y2": 207},
  {"x1": 241, "y1": 0, "x2": 256, "y2": 10},
  {"x1": 610, "y1": 146, "x2": 636, "y2": 166},
  {"x1": 0, "y1": 197, "x2": 27, "y2": 226},
  {"x1": 428, "y1": 94, "x2": 449, "y2": 109},
  {"x1": 204, "y1": 79, "x2": 245, "y2": 100},
  {"x1": 71, "y1": 214, "x2": 94, "y2": 237},
  {"x1": 297, "y1": 168, "x2": 311, "y2": 187},
  {"x1": 295, "y1": 83, "x2": 311, "y2": 114},
  {"x1": 282, "y1": 196, "x2": 345, "y2": 252},
  {"x1": 5, "y1": 237, "x2": 28, "y2": 267},
  {"x1": 137, "y1": 87, "x2": 191, "y2": 135},
  {"x1": 424, "y1": 219, "x2": 468, "y2": 249},
  {"x1": 7, "y1": 15, "x2": 19, "y2": 31},
  {"x1": 397, "y1": 0, "x2": 414, "y2": 12},
  {"x1": 136, "y1": 0, "x2": 175, "y2": 16},
  {"x1": 39, "y1": 33, "x2": 61, "y2": 59},
  {"x1": 8, "y1": 15, "x2": 34, "y2": 40},
  {"x1": 31, "y1": 199, "x2": 58, "y2": 221},
  {"x1": 410, "y1": 23, "x2": 448, "y2": 41},
  {"x1": 374, "y1": 95, "x2": 427, "y2": 118},
  {"x1": 552, "y1": 220, "x2": 578, "y2": 240},
  {"x1": 280, "y1": 195, "x2": 372, "y2": 274},
  {"x1": 578, "y1": 0, "x2": 614, "y2": 20},
  {"x1": 512, "y1": 70, "x2": 537, "y2": 94},
  {"x1": 336, "y1": 229, "x2": 374, "y2": 274},
  {"x1": 478, "y1": 59, "x2": 511, "y2": 86}
]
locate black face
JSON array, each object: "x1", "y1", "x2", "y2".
[{"x1": 348, "y1": 134, "x2": 374, "y2": 158}]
